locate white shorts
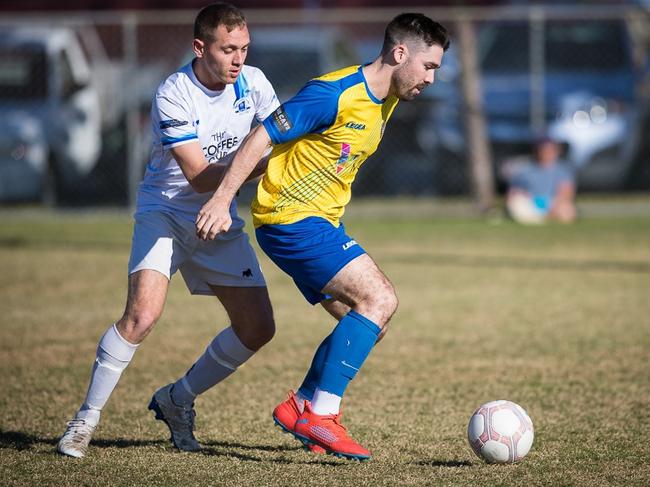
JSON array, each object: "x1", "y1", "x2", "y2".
[
  {"x1": 128, "y1": 211, "x2": 266, "y2": 295},
  {"x1": 507, "y1": 193, "x2": 547, "y2": 225}
]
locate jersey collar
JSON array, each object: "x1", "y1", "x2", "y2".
[{"x1": 359, "y1": 63, "x2": 383, "y2": 105}]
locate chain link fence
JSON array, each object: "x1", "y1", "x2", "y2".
[{"x1": 0, "y1": 5, "x2": 648, "y2": 206}]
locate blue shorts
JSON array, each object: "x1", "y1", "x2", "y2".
[{"x1": 255, "y1": 217, "x2": 366, "y2": 305}]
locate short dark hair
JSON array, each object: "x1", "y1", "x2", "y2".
[
  {"x1": 194, "y1": 2, "x2": 247, "y2": 42},
  {"x1": 382, "y1": 13, "x2": 450, "y2": 55}
]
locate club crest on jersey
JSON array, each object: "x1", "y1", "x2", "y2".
[
  {"x1": 336, "y1": 143, "x2": 351, "y2": 174},
  {"x1": 232, "y1": 73, "x2": 252, "y2": 113},
  {"x1": 233, "y1": 97, "x2": 252, "y2": 114}
]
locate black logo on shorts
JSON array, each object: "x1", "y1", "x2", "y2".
[{"x1": 242, "y1": 268, "x2": 253, "y2": 278}]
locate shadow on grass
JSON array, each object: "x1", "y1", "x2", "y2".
[
  {"x1": 200, "y1": 440, "x2": 345, "y2": 466},
  {"x1": 0, "y1": 430, "x2": 56, "y2": 450},
  {"x1": 413, "y1": 459, "x2": 473, "y2": 468},
  {"x1": 202, "y1": 439, "x2": 303, "y2": 453},
  {"x1": 0, "y1": 429, "x2": 166, "y2": 452},
  {"x1": 0, "y1": 430, "x2": 343, "y2": 465}
]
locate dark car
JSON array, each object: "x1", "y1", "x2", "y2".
[{"x1": 417, "y1": 18, "x2": 648, "y2": 193}]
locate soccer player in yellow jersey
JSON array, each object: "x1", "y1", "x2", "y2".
[{"x1": 196, "y1": 13, "x2": 449, "y2": 460}]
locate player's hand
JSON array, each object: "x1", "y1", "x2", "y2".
[{"x1": 196, "y1": 200, "x2": 232, "y2": 240}]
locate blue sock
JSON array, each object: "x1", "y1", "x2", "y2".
[
  {"x1": 297, "y1": 333, "x2": 332, "y2": 401},
  {"x1": 317, "y1": 311, "x2": 381, "y2": 397}
]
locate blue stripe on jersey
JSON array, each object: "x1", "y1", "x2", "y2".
[
  {"x1": 262, "y1": 80, "x2": 340, "y2": 145},
  {"x1": 161, "y1": 134, "x2": 198, "y2": 146},
  {"x1": 234, "y1": 73, "x2": 249, "y2": 100}
]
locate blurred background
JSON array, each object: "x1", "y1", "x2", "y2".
[{"x1": 0, "y1": 0, "x2": 649, "y2": 210}]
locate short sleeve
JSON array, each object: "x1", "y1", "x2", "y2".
[
  {"x1": 556, "y1": 164, "x2": 575, "y2": 185},
  {"x1": 262, "y1": 80, "x2": 340, "y2": 145},
  {"x1": 251, "y1": 70, "x2": 280, "y2": 122},
  {"x1": 154, "y1": 89, "x2": 198, "y2": 149}
]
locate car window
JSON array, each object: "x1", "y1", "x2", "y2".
[
  {"x1": 59, "y1": 48, "x2": 82, "y2": 99},
  {"x1": 479, "y1": 20, "x2": 630, "y2": 73},
  {"x1": 480, "y1": 23, "x2": 530, "y2": 72},
  {"x1": 0, "y1": 46, "x2": 47, "y2": 99},
  {"x1": 546, "y1": 21, "x2": 628, "y2": 71}
]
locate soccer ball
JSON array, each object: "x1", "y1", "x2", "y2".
[{"x1": 467, "y1": 400, "x2": 534, "y2": 464}]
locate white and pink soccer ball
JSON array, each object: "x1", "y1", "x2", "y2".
[{"x1": 467, "y1": 400, "x2": 534, "y2": 464}]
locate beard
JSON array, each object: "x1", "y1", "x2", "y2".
[{"x1": 392, "y1": 63, "x2": 424, "y2": 101}]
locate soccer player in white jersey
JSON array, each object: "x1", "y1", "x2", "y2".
[{"x1": 57, "y1": 2, "x2": 280, "y2": 458}]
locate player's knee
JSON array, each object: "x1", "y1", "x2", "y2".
[
  {"x1": 386, "y1": 286, "x2": 399, "y2": 316},
  {"x1": 358, "y1": 280, "x2": 398, "y2": 327},
  {"x1": 375, "y1": 281, "x2": 398, "y2": 321},
  {"x1": 119, "y1": 309, "x2": 161, "y2": 343},
  {"x1": 238, "y1": 316, "x2": 276, "y2": 351},
  {"x1": 256, "y1": 316, "x2": 276, "y2": 346}
]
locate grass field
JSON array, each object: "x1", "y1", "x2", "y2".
[{"x1": 1, "y1": 198, "x2": 649, "y2": 486}]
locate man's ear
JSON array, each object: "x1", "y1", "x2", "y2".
[
  {"x1": 392, "y1": 43, "x2": 409, "y2": 65},
  {"x1": 193, "y1": 38, "x2": 205, "y2": 58}
]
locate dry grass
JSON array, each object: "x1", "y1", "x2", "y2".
[{"x1": 1, "y1": 200, "x2": 649, "y2": 486}]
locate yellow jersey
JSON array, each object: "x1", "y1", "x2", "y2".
[{"x1": 253, "y1": 65, "x2": 399, "y2": 227}]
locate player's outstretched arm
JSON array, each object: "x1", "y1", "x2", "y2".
[
  {"x1": 196, "y1": 124, "x2": 272, "y2": 240},
  {"x1": 171, "y1": 143, "x2": 269, "y2": 194}
]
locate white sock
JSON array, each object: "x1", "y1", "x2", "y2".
[
  {"x1": 310, "y1": 387, "x2": 341, "y2": 415},
  {"x1": 294, "y1": 391, "x2": 310, "y2": 413},
  {"x1": 171, "y1": 326, "x2": 254, "y2": 407},
  {"x1": 77, "y1": 324, "x2": 138, "y2": 426}
]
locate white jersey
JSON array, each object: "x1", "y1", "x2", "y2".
[{"x1": 136, "y1": 61, "x2": 279, "y2": 238}]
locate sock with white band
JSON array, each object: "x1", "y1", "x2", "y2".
[
  {"x1": 77, "y1": 324, "x2": 139, "y2": 426},
  {"x1": 171, "y1": 326, "x2": 255, "y2": 407},
  {"x1": 310, "y1": 311, "x2": 381, "y2": 415},
  {"x1": 310, "y1": 388, "x2": 342, "y2": 415}
]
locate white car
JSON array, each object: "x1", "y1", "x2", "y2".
[{"x1": 0, "y1": 27, "x2": 102, "y2": 201}]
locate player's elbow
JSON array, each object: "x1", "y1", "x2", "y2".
[
  {"x1": 189, "y1": 180, "x2": 212, "y2": 193},
  {"x1": 187, "y1": 174, "x2": 215, "y2": 193}
]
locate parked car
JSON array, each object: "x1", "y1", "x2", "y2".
[
  {"x1": 416, "y1": 18, "x2": 648, "y2": 193},
  {"x1": 0, "y1": 27, "x2": 101, "y2": 201},
  {"x1": 0, "y1": 26, "x2": 164, "y2": 203}
]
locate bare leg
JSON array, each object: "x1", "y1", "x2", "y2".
[
  {"x1": 210, "y1": 285, "x2": 275, "y2": 351},
  {"x1": 550, "y1": 201, "x2": 577, "y2": 223},
  {"x1": 321, "y1": 298, "x2": 350, "y2": 321},
  {"x1": 116, "y1": 269, "x2": 169, "y2": 343},
  {"x1": 322, "y1": 253, "x2": 398, "y2": 332}
]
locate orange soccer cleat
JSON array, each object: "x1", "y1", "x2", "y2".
[
  {"x1": 272, "y1": 391, "x2": 325, "y2": 454},
  {"x1": 292, "y1": 402, "x2": 371, "y2": 460}
]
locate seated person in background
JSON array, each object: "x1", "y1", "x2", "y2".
[{"x1": 506, "y1": 136, "x2": 577, "y2": 224}]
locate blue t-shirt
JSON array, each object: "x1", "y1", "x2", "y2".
[{"x1": 511, "y1": 162, "x2": 574, "y2": 209}]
